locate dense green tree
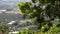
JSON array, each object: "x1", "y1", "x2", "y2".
[{"x1": 17, "y1": 0, "x2": 60, "y2": 31}]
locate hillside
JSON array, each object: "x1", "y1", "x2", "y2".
[{"x1": 0, "y1": 0, "x2": 19, "y2": 10}]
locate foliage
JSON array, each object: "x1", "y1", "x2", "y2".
[
  {"x1": 0, "y1": 24, "x2": 9, "y2": 34},
  {"x1": 18, "y1": 24, "x2": 60, "y2": 34},
  {"x1": 17, "y1": 0, "x2": 60, "y2": 34}
]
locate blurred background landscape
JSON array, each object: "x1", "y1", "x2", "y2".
[{"x1": 0, "y1": 0, "x2": 60, "y2": 34}]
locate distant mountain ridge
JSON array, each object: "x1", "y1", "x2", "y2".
[
  {"x1": 0, "y1": 0, "x2": 30, "y2": 10},
  {"x1": 0, "y1": 0, "x2": 19, "y2": 10},
  {"x1": 0, "y1": 0, "x2": 19, "y2": 5}
]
